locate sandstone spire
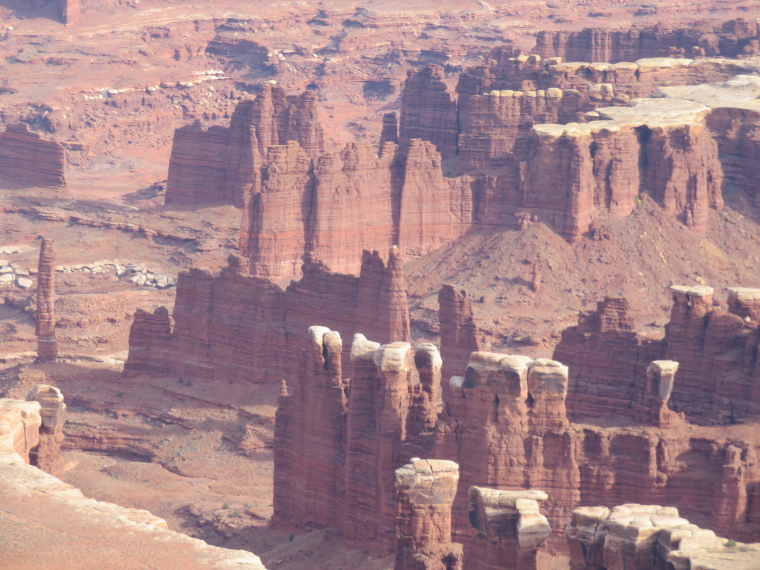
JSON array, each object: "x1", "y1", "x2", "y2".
[
  {"x1": 356, "y1": 247, "x2": 411, "y2": 345},
  {"x1": 438, "y1": 285, "x2": 480, "y2": 383},
  {"x1": 35, "y1": 238, "x2": 57, "y2": 363}
]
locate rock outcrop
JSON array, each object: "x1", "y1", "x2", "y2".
[
  {"x1": 534, "y1": 19, "x2": 760, "y2": 63},
  {"x1": 0, "y1": 124, "x2": 66, "y2": 188},
  {"x1": 35, "y1": 238, "x2": 57, "y2": 363},
  {"x1": 61, "y1": 0, "x2": 80, "y2": 25},
  {"x1": 0, "y1": 394, "x2": 266, "y2": 569},
  {"x1": 125, "y1": 249, "x2": 410, "y2": 384},
  {"x1": 438, "y1": 285, "x2": 481, "y2": 388},
  {"x1": 123, "y1": 307, "x2": 173, "y2": 377},
  {"x1": 555, "y1": 285, "x2": 760, "y2": 425},
  {"x1": 240, "y1": 137, "x2": 473, "y2": 279},
  {"x1": 467, "y1": 487, "x2": 551, "y2": 570},
  {"x1": 567, "y1": 504, "x2": 760, "y2": 570},
  {"x1": 399, "y1": 64, "x2": 459, "y2": 163},
  {"x1": 394, "y1": 459, "x2": 463, "y2": 570},
  {"x1": 25, "y1": 384, "x2": 67, "y2": 477},
  {"x1": 165, "y1": 86, "x2": 324, "y2": 207},
  {"x1": 274, "y1": 331, "x2": 444, "y2": 554}
]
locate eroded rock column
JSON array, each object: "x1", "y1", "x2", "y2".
[
  {"x1": 468, "y1": 487, "x2": 551, "y2": 570},
  {"x1": 26, "y1": 384, "x2": 67, "y2": 477},
  {"x1": 35, "y1": 238, "x2": 58, "y2": 363},
  {"x1": 394, "y1": 459, "x2": 463, "y2": 570},
  {"x1": 646, "y1": 360, "x2": 680, "y2": 427}
]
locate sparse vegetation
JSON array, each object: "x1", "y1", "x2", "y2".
[{"x1": 725, "y1": 539, "x2": 737, "y2": 548}]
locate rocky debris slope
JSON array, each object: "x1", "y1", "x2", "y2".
[
  {"x1": 124, "y1": 248, "x2": 410, "y2": 383},
  {"x1": 567, "y1": 504, "x2": 760, "y2": 570},
  {"x1": 0, "y1": 392, "x2": 267, "y2": 569},
  {"x1": 0, "y1": 124, "x2": 65, "y2": 188}
]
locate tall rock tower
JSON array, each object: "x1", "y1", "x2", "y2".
[{"x1": 35, "y1": 238, "x2": 58, "y2": 363}]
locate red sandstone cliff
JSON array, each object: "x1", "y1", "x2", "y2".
[
  {"x1": 399, "y1": 64, "x2": 459, "y2": 164},
  {"x1": 165, "y1": 86, "x2": 324, "y2": 207},
  {"x1": 0, "y1": 124, "x2": 66, "y2": 188},
  {"x1": 555, "y1": 286, "x2": 760, "y2": 426},
  {"x1": 533, "y1": 19, "x2": 760, "y2": 63}
]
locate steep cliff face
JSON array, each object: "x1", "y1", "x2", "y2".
[
  {"x1": 272, "y1": 332, "x2": 444, "y2": 555},
  {"x1": 399, "y1": 64, "x2": 459, "y2": 164},
  {"x1": 165, "y1": 86, "x2": 324, "y2": 207},
  {"x1": 438, "y1": 285, "x2": 480, "y2": 385},
  {"x1": 467, "y1": 487, "x2": 551, "y2": 570},
  {"x1": 125, "y1": 249, "x2": 410, "y2": 384},
  {"x1": 291, "y1": 142, "x2": 398, "y2": 278},
  {"x1": 436, "y1": 353, "x2": 580, "y2": 539},
  {"x1": 0, "y1": 124, "x2": 66, "y2": 188},
  {"x1": 123, "y1": 307, "x2": 173, "y2": 377},
  {"x1": 61, "y1": 0, "x2": 80, "y2": 26},
  {"x1": 35, "y1": 238, "x2": 58, "y2": 364},
  {"x1": 534, "y1": 19, "x2": 760, "y2": 62},
  {"x1": 554, "y1": 286, "x2": 760, "y2": 426},
  {"x1": 240, "y1": 137, "x2": 470, "y2": 280},
  {"x1": 273, "y1": 327, "x2": 348, "y2": 530},
  {"x1": 642, "y1": 122, "x2": 723, "y2": 231}
]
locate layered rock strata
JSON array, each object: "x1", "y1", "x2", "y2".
[
  {"x1": 0, "y1": 395, "x2": 266, "y2": 569},
  {"x1": 534, "y1": 19, "x2": 760, "y2": 63},
  {"x1": 567, "y1": 504, "x2": 760, "y2": 570},
  {"x1": 165, "y1": 85, "x2": 324, "y2": 207},
  {"x1": 25, "y1": 385, "x2": 67, "y2": 477},
  {"x1": 125, "y1": 249, "x2": 410, "y2": 384},
  {"x1": 555, "y1": 284, "x2": 760, "y2": 425},
  {"x1": 240, "y1": 137, "x2": 473, "y2": 279},
  {"x1": 467, "y1": 487, "x2": 551, "y2": 570},
  {"x1": 273, "y1": 331, "x2": 444, "y2": 554},
  {"x1": 123, "y1": 307, "x2": 173, "y2": 377},
  {"x1": 0, "y1": 124, "x2": 66, "y2": 188},
  {"x1": 35, "y1": 238, "x2": 57, "y2": 363},
  {"x1": 275, "y1": 334, "x2": 760, "y2": 553},
  {"x1": 438, "y1": 285, "x2": 481, "y2": 390},
  {"x1": 394, "y1": 459, "x2": 463, "y2": 570}
]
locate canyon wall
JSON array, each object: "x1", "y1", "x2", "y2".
[
  {"x1": 0, "y1": 124, "x2": 66, "y2": 188},
  {"x1": 394, "y1": 459, "x2": 463, "y2": 570},
  {"x1": 35, "y1": 238, "x2": 58, "y2": 363},
  {"x1": 124, "y1": 248, "x2": 410, "y2": 384},
  {"x1": 165, "y1": 56, "x2": 760, "y2": 274},
  {"x1": 533, "y1": 19, "x2": 760, "y2": 63},
  {"x1": 273, "y1": 331, "x2": 443, "y2": 554},
  {"x1": 274, "y1": 326, "x2": 760, "y2": 557},
  {"x1": 165, "y1": 85, "x2": 324, "y2": 207},
  {"x1": 554, "y1": 285, "x2": 760, "y2": 426}
]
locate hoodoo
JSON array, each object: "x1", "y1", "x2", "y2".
[{"x1": 35, "y1": 238, "x2": 57, "y2": 363}]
